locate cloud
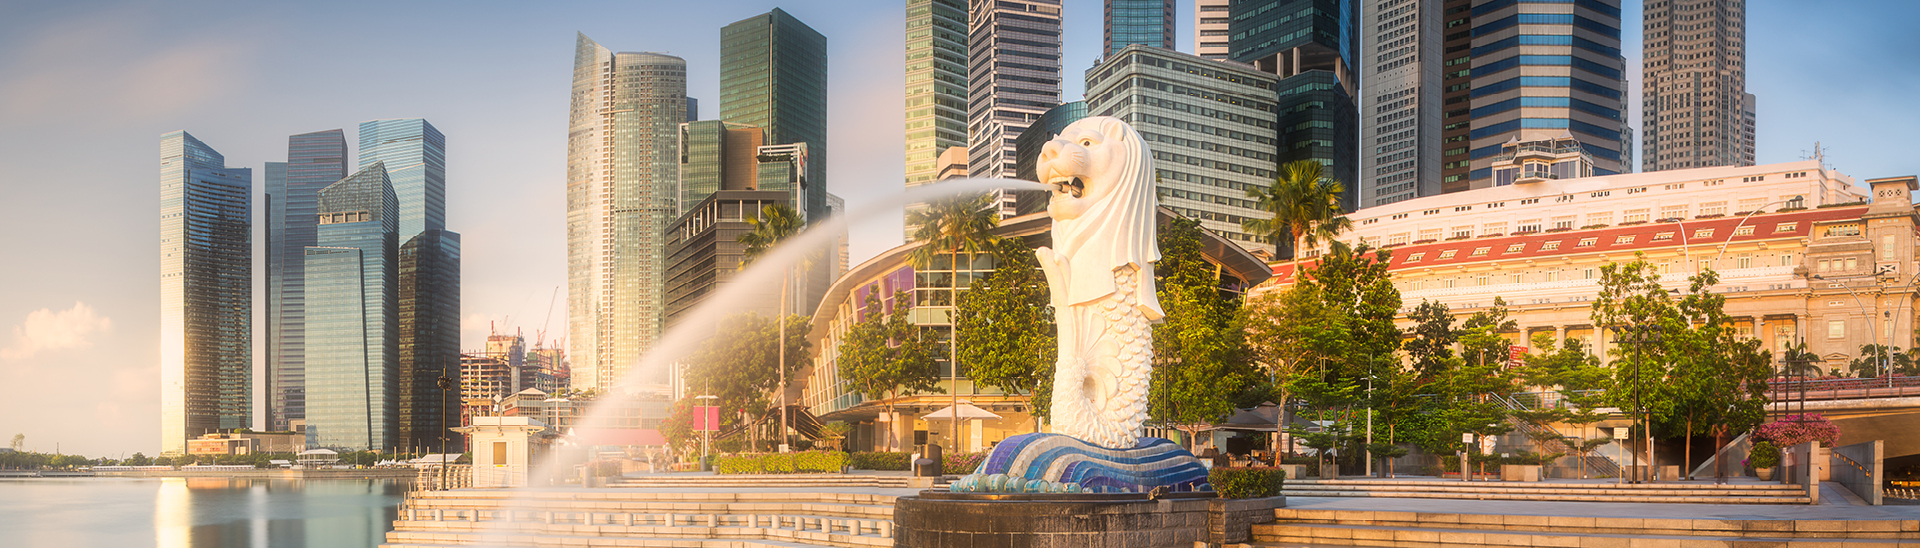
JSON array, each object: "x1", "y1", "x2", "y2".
[{"x1": 1, "y1": 302, "x2": 112, "y2": 360}]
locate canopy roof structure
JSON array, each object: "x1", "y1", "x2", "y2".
[{"x1": 921, "y1": 402, "x2": 1002, "y2": 421}]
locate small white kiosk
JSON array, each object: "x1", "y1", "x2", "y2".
[{"x1": 455, "y1": 416, "x2": 548, "y2": 488}]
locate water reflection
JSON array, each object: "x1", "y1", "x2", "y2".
[{"x1": 0, "y1": 478, "x2": 405, "y2": 548}]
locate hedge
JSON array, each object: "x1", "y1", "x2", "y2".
[
  {"x1": 849, "y1": 452, "x2": 911, "y2": 471},
  {"x1": 715, "y1": 451, "x2": 849, "y2": 474},
  {"x1": 1209, "y1": 467, "x2": 1284, "y2": 499}
]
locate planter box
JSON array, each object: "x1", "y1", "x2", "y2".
[
  {"x1": 1274, "y1": 464, "x2": 1306, "y2": 480},
  {"x1": 1500, "y1": 464, "x2": 1541, "y2": 482},
  {"x1": 1755, "y1": 467, "x2": 1775, "y2": 480},
  {"x1": 1320, "y1": 463, "x2": 1339, "y2": 479}
]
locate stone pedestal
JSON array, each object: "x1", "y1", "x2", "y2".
[{"x1": 893, "y1": 492, "x2": 1282, "y2": 548}]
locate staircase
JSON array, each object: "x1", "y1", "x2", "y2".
[
  {"x1": 1282, "y1": 478, "x2": 1811, "y2": 504},
  {"x1": 609, "y1": 474, "x2": 922, "y2": 489},
  {"x1": 382, "y1": 489, "x2": 897, "y2": 548},
  {"x1": 1494, "y1": 394, "x2": 1623, "y2": 478},
  {"x1": 1251, "y1": 507, "x2": 1915, "y2": 547}
]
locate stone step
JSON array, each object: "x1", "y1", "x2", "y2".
[
  {"x1": 1252, "y1": 522, "x2": 1916, "y2": 548},
  {"x1": 383, "y1": 529, "x2": 871, "y2": 548},
  {"x1": 384, "y1": 513, "x2": 891, "y2": 547},
  {"x1": 1262, "y1": 509, "x2": 1918, "y2": 540},
  {"x1": 1289, "y1": 479, "x2": 1803, "y2": 490},
  {"x1": 1286, "y1": 483, "x2": 1803, "y2": 494},
  {"x1": 1282, "y1": 489, "x2": 1811, "y2": 504}
]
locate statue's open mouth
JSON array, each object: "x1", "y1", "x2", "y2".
[{"x1": 1048, "y1": 176, "x2": 1084, "y2": 198}]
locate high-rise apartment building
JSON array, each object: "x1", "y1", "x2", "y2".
[
  {"x1": 1357, "y1": 0, "x2": 1443, "y2": 207},
  {"x1": 721, "y1": 9, "x2": 829, "y2": 221},
  {"x1": 1088, "y1": 45, "x2": 1281, "y2": 245},
  {"x1": 677, "y1": 120, "x2": 763, "y2": 214},
  {"x1": 359, "y1": 119, "x2": 447, "y2": 239},
  {"x1": 905, "y1": 0, "x2": 970, "y2": 193},
  {"x1": 305, "y1": 163, "x2": 398, "y2": 451},
  {"x1": 1437, "y1": 0, "x2": 1475, "y2": 194},
  {"x1": 1642, "y1": 0, "x2": 1750, "y2": 171},
  {"x1": 1196, "y1": 0, "x2": 1231, "y2": 60},
  {"x1": 264, "y1": 129, "x2": 348, "y2": 432},
  {"x1": 1228, "y1": 0, "x2": 1360, "y2": 213},
  {"x1": 1466, "y1": 0, "x2": 1627, "y2": 187},
  {"x1": 568, "y1": 34, "x2": 688, "y2": 391},
  {"x1": 1104, "y1": 0, "x2": 1175, "y2": 54},
  {"x1": 967, "y1": 0, "x2": 1062, "y2": 217},
  {"x1": 159, "y1": 131, "x2": 251, "y2": 455},
  {"x1": 397, "y1": 228, "x2": 460, "y2": 452}
]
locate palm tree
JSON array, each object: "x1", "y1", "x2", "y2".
[
  {"x1": 1242, "y1": 159, "x2": 1351, "y2": 455},
  {"x1": 905, "y1": 192, "x2": 1000, "y2": 452},
  {"x1": 1242, "y1": 160, "x2": 1354, "y2": 277},
  {"x1": 739, "y1": 203, "x2": 807, "y2": 450}
]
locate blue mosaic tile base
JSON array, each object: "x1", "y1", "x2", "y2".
[{"x1": 948, "y1": 433, "x2": 1211, "y2": 494}]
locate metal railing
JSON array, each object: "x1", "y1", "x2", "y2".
[
  {"x1": 415, "y1": 465, "x2": 471, "y2": 491},
  {"x1": 1494, "y1": 394, "x2": 1622, "y2": 478},
  {"x1": 1767, "y1": 375, "x2": 1920, "y2": 402}
]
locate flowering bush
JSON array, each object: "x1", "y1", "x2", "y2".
[
  {"x1": 943, "y1": 452, "x2": 986, "y2": 474},
  {"x1": 1754, "y1": 414, "x2": 1841, "y2": 448}
]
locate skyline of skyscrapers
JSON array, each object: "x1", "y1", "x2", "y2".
[
  {"x1": 1357, "y1": 0, "x2": 1443, "y2": 207},
  {"x1": 721, "y1": 8, "x2": 829, "y2": 222},
  {"x1": 1103, "y1": 0, "x2": 1175, "y2": 55},
  {"x1": 265, "y1": 129, "x2": 348, "y2": 432},
  {"x1": 359, "y1": 119, "x2": 449, "y2": 239},
  {"x1": 159, "y1": 131, "x2": 253, "y2": 456},
  {"x1": 904, "y1": 0, "x2": 969, "y2": 196},
  {"x1": 1465, "y1": 0, "x2": 1628, "y2": 188},
  {"x1": 567, "y1": 35, "x2": 688, "y2": 391},
  {"x1": 1642, "y1": 0, "x2": 1752, "y2": 171},
  {"x1": 967, "y1": 0, "x2": 1063, "y2": 218},
  {"x1": 1228, "y1": 0, "x2": 1361, "y2": 213},
  {"x1": 305, "y1": 162, "x2": 399, "y2": 451}
]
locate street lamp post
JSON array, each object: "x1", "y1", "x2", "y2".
[
  {"x1": 1611, "y1": 324, "x2": 1658, "y2": 483},
  {"x1": 437, "y1": 369, "x2": 453, "y2": 490}
]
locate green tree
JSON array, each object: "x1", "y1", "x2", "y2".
[
  {"x1": 739, "y1": 202, "x2": 811, "y2": 447},
  {"x1": 905, "y1": 192, "x2": 999, "y2": 451},
  {"x1": 956, "y1": 237, "x2": 1056, "y2": 422},
  {"x1": 1151, "y1": 217, "x2": 1259, "y2": 448},
  {"x1": 1242, "y1": 160, "x2": 1353, "y2": 271},
  {"x1": 684, "y1": 311, "x2": 812, "y2": 451},
  {"x1": 838, "y1": 292, "x2": 944, "y2": 451},
  {"x1": 1404, "y1": 301, "x2": 1458, "y2": 377},
  {"x1": 1246, "y1": 242, "x2": 1402, "y2": 458},
  {"x1": 1663, "y1": 268, "x2": 1774, "y2": 478},
  {"x1": 9, "y1": 434, "x2": 20, "y2": 451},
  {"x1": 1590, "y1": 255, "x2": 1677, "y2": 475}
]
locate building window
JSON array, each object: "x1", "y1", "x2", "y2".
[
  {"x1": 1652, "y1": 232, "x2": 1674, "y2": 242},
  {"x1": 1541, "y1": 240, "x2": 1562, "y2": 251},
  {"x1": 1471, "y1": 247, "x2": 1490, "y2": 257},
  {"x1": 1552, "y1": 216, "x2": 1576, "y2": 230},
  {"x1": 1734, "y1": 225, "x2": 1754, "y2": 236},
  {"x1": 1660, "y1": 205, "x2": 1688, "y2": 220},
  {"x1": 1699, "y1": 201, "x2": 1727, "y2": 217},
  {"x1": 1624, "y1": 209, "x2": 1649, "y2": 223},
  {"x1": 1781, "y1": 253, "x2": 1795, "y2": 266},
  {"x1": 1824, "y1": 223, "x2": 1862, "y2": 237},
  {"x1": 1739, "y1": 198, "x2": 1764, "y2": 213},
  {"x1": 1517, "y1": 219, "x2": 1542, "y2": 233},
  {"x1": 1615, "y1": 235, "x2": 1635, "y2": 245},
  {"x1": 1452, "y1": 226, "x2": 1473, "y2": 239},
  {"x1": 1775, "y1": 222, "x2": 1798, "y2": 233},
  {"x1": 1737, "y1": 253, "x2": 1752, "y2": 269},
  {"x1": 1506, "y1": 243, "x2": 1526, "y2": 254},
  {"x1": 1577, "y1": 237, "x2": 1598, "y2": 247},
  {"x1": 1818, "y1": 259, "x2": 1830, "y2": 272},
  {"x1": 1847, "y1": 257, "x2": 1858, "y2": 270},
  {"x1": 1406, "y1": 252, "x2": 1425, "y2": 263},
  {"x1": 1439, "y1": 249, "x2": 1457, "y2": 259},
  {"x1": 1588, "y1": 212, "x2": 1613, "y2": 226},
  {"x1": 1829, "y1": 320, "x2": 1847, "y2": 340},
  {"x1": 1389, "y1": 232, "x2": 1410, "y2": 246},
  {"x1": 1884, "y1": 234, "x2": 1897, "y2": 261},
  {"x1": 1419, "y1": 228, "x2": 1443, "y2": 242},
  {"x1": 1694, "y1": 229, "x2": 1714, "y2": 239},
  {"x1": 1544, "y1": 268, "x2": 1558, "y2": 282}
]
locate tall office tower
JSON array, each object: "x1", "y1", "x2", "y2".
[
  {"x1": 1437, "y1": 0, "x2": 1474, "y2": 194},
  {"x1": 904, "y1": 0, "x2": 969, "y2": 194},
  {"x1": 1011, "y1": 101, "x2": 1086, "y2": 215},
  {"x1": 663, "y1": 190, "x2": 792, "y2": 334},
  {"x1": 397, "y1": 229, "x2": 460, "y2": 453},
  {"x1": 686, "y1": 98, "x2": 699, "y2": 122},
  {"x1": 721, "y1": 9, "x2": 829, "y2": 222},
  {"x1": 1196, "y1": 0, "x2": 1231, "y2": 60},
  {"x1": 158, "y1": 131, "x2": 252, "y2": 455},
  {"x1": 265, "y1": 129, "x2": 348, "y2": 432},
  {"x1": 1357, "y1": 0, "x2": 1443, "y2": 207},
  {"x1": 568, "y1": 34, "x2": 688, "y2": 391},
  {"x1": 305, "y1": 163, "x2": 398, "y2": 451},
  {"x1": 1228, "y1": 0, "x2": 1360, "y2": 213},
  {"x1": 827, "y1": 192, "x2": 849, "y2": 280},
  {"x1": 1642, "y1": 0, "x2": 1748, "y2": 171},
  {"x1": 358, "y1": 119, "x2": 446, "y2": 239},
  {"x1": 752, "y1": 142, "x2": 829, "y2": 314},
  {"x1": 1740, "y1": 93, "x2": 1757, "y2": 166},
  {"x1": 1088, "y1": 45, "x2": 1280, "y2": 245},
  {"x1": 1105, "y1": 0, "x2": 1175, "y2": 54},
  {"x1": 967, "y1": 0, "x2": 1062, "y2": 217},
  {"x1": 1466, "y1": 0, "x2": 1626, "y2": 187},
  {"x1": 676, "y1": 120, "x2": 763, "y2": 215}
]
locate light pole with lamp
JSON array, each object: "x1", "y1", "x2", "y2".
[
  {"x1": 694, "y1": 394, "x2": 718, "y2": 471},
  {"x1": 1610, "y1": 324, "x2": 1659, "y2": 483},
  {"x1": 437, "y1": 371, "x2": 454, "y2": 490}
]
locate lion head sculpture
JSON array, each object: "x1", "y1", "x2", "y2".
[{"x1": 1035, "y1": 116, "x2": 1163, "y2": 319}]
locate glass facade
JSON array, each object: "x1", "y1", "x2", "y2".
[
  {"x1": 1642, "y1": 0, "x2": 1748, "y2": 171},
  {"x1": 1466, "y1": 0, "x2": 1625, "y2": 186},
  {"x1": 1357, "y1": 0, "x2": 1443, "y2": 207},
  {"x1": 398, "y1": 229, "x2": 461, "y2": 453},
  {"x1": 1228, "y1": 0, "x2": 1361, "y2": 212},
  {"x1": 721, "y1": 8, "x2": 829, "y2": 222},
  {"x1": 159, "y1": 131, "x2": 252, "y2": 455},
  {"x1": 306, "y1": 163, "x2": 399, "y2": 451},
  {"x1": 568, "y1": 34, "x2": 687, "y2": 390},
  {"x1": 967, "y1": 0, "x2": 1062, "y2": 200},
  {"x1": 1104, "y1": 0, "x2": 1175, "y2": 54},
  {"x1": 358, "y1": 119, "x2": 447, "y2": 239},
  {"x1": 1012, "y1": 100, "x2": 1086, "y2": 215},
  {"x1": 676, "y1": 120, "x2": 762, "y2": 214},
  {"x1": 904, "y1": 0, "x2": 969, "y2": 192},
  {"x1": 266, "y1": 129, "x2": 348, "y2": 432}
]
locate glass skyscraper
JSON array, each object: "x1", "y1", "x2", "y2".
[
  {"x1": 904, "y1": 0, "x2": 969, "y2": 194},
  {"x1": 1466, "y1": 0, "x2": 1627, "y2": 186},
  {"x1": 265, "y1": 129, "x2": 348, "y2": 432},
  {"x1": 1356, "y1": 0, "x2": 1443, "y2": 207},
  {"x1": 1228, "y1": 0, "x2": 1361, "y2": 212},
  {"x1": 1104, "y1": 0, "x2": 1175, "y2": 54},
  {"x1": 721, "y1": 8, "x2": 829, "y2": 221},
  {"x1": 398, "y1": 228, "x2": 460, "y2": 453},
  {"x1": 967, "y1": 0, "x2": 1062, "y2": 218},
  {"x1": 568, "y1": 34, "x2": 687, "y2": 391},
  {"x1": 1643, "y1": 0, "x2": 1749, "y2": 171},
  {"x1": 358, "y1": 119, "x2": 446, "y2": 239},
  {"x1": 159, "y1": 131, "x2": 251, "y2": 455},
  {"x1": 677, "y1": 120, "x2": 763, "y2": 214},
  {"x1": 306, "y1": 163, "x2": 399, "y2": 451}
]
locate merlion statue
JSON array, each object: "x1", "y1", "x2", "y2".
[{"x1": 1034, "y1": 116, "x2": 1163, "y2": 449}]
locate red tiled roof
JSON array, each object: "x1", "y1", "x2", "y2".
[{"x1": 1267, "y1": 206, "x2": 1867, "y2": 282}]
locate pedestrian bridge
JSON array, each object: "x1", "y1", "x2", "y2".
[{"x1": 1766, "y1": 376, "x2": 1920, "y2": 459}]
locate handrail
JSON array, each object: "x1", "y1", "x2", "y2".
[
  {"x1": 1494, "y1": 394, "x2": 1622, "y2": 478},
  {"x1": 1833, "y1": 450, "x2": 1872, "y2": 478}
]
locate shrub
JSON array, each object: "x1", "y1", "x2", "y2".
[
  {"x1": 1209, "y1": 467, "x2": 1285, "y2": 499},
  {"x1": 1748, "y1": 441, "x2": 1780, "y2": 469},
  {"x1": 588, "y1": 460, "x2": 623, "y2": 477},
  {"x1": 1755, "y1": 414, "x2": 1841, "y2": 448},
  {"x1": 714, "y1": 451, "x2": 848, "y2": 474},
  {"x1": 943, "y1": 452, "x2": 986, "y2": 474},
  {"x1": 849, "y1": 452, "x2": 911, "y2": 470}
]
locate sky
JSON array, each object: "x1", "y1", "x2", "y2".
[{"x1": 0, "y1": 0, "x2": 1913, "y2": 457}]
